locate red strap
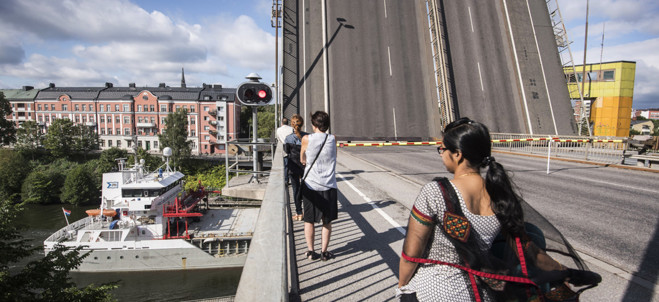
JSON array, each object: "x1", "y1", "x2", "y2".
[
  {"x1": 401, "y1": 252, "x2": 538, "y2": 286},
  {"x1": 466, "y1": 265, "x2": 482, "y2": 302},
  {"x1": 516, "y1": 237, "x2": 529, "y2": 277}
]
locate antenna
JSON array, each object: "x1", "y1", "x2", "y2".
[{"x1": 163, "y1": 147, "x2": 173, "y2": 172}]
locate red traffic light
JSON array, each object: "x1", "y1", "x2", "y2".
[
  {"x1": 258, "y1": 89, "x2": 267, "y2": 99},
  {"x1": 236, "y1": 82, "x2": 273, "y2": 106}
]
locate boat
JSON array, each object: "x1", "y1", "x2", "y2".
[{"x1": 43, "y1": 147, "x2": 257, "y2": 272}]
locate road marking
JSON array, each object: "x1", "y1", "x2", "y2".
[
  {"x1": 384, "y1": 0, "x2": 387, "y2": 18},
  {"x1": 468, "y1": 6, "x2": 474, "y2": 32},
  {"x1": 477, "y1": 62, "x2": 484, "y2": 91},
  {"x1": 387, "y1": 46, "x2": 393, "y2": 76},
  {"x1": 337, "y1": 173, "x2": 406, "y2": 235}
]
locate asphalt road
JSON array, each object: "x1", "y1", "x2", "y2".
[
  {"x1": 296, "y1": 0, "x2": 441, "y2": 140},
  {"x1": 328, "y1": 146, "x2": 659, "y2": 301}
]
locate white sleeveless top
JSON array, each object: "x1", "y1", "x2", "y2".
[{"x1": 303, "y1": 133, "x2": 337, "y2": 191}]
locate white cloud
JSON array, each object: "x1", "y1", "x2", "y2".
[{"x1": 207, "y1": 15, "x2": 276, "y2": 70}]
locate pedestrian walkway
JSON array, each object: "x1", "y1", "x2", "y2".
[{"x1": 288, "y1": 182, "x2": 407, "y2": 301}]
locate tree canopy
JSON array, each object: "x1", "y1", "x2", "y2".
[
  {"x1": 43, "y1": 119, "x2": 75, "y2": 158},
  {"x1": 157, "y1": 109, "x2": 192, "y2": 168},
  {"x1": 15, "y1": 120, "x2": 44, "y2": 159},
  {"x1": 0, "y1": 199, "x2": 116, "y2": 301},
  {"x1": 0, "y1": 150, "x2": 30, "y2": 201},
  {"x1": 0, "y1": 92, "x2": 17, "y2": 145},
  {"x1": 61, "y1": 165, "x2": 98, "y2": 205}
]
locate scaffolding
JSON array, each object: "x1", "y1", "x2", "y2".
[
  {"x1": 426, "y1": 0, "x2": 455, "y2": 129},
  {"x1": 546, "y1": 0, "x2": 592, "y2": 136}
]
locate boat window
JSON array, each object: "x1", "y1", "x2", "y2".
[{"x1": 144, "y1": 205, "x2": 151, "y2": 210}]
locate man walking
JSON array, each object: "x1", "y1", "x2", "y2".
[{"x1": 276, "y1": 117, "x2": 293, "y2": 183}]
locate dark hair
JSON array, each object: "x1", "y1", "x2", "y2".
[
  {"x1": 291, "y1": 114, "x2": 304, "y2": 139},
  {"x1": 310, "y1": 111, "x2": 330, "y2": 132},
  {"x1": 282, "y1": 117, "x2": 289, "y2": 125},
  {"x1": 443, "y1": 117, "x2": 524, "y2": 236}
]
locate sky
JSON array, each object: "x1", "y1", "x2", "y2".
[{"x1": 0, "y1": 0, "x2": 657, "y2": 109}]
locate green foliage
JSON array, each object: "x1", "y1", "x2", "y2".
[
  {"x1": 0, "y1": 92, "x2": 16, "y2": 146},
  {"x1": 21, "y1": 159, "x2": 77, "y2": 204},
  {"x1": 61, "y1": 165, "x2": 99, "y2": 205},
  {"x1": 44, "y1": 119, "x2": 75, "y2": 158},
  {"x1": 0, "y1": 150, "x2": 30, "y2": 201},
  {"x1": 0, "y1": 199, "x2": 117, "y2": 301},
  {"x1": 72, "y1": 123, "x2": 99, "y2": 157},
  {"x1": 240, "y1": 105, "x2": 276, "y2": 139},
  {"x1": 630, "y1": 129, "x2": 641, "y2": 136},
  {"x1": 97, "y1": 147, "x2": 129, "y2": 173},
  {"x1": 184, "y1": 164, "x2": 228, "y2": 192},
  {"x1": 15, "y1": 120, "x2": 44, "y2": 159},
  {"x1": 157, "y1": 109, "x2": 192, "y2": 168}
]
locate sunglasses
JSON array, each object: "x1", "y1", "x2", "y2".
[{"x1": 437, "y1": 146, "x2": 448, "y2": 155}]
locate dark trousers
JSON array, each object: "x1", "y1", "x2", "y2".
[
  {"x1": 290, "y1": 173, "x2": 302, "y2": 215},
  {"x1": 283, "y1": 156, "x2": 289, "y2": 183}
]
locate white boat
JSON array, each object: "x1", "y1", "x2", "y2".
[{"x1": 44, "y1": 149, "x2": 257, "y2": 272}]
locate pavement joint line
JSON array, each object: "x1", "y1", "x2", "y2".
[{"x1": 337, "y1": 173, "x2": 406, "y2": 235}]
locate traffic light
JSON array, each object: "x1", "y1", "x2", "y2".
[{"x1": 236, "y1": 82, "x2": 273, "y2": 106}]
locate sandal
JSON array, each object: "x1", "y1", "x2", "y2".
[
  {"x1": 306, "y1": 250, "x2": 319, "y2": 261},
  {"x1": 320, "y1": 251, "x2": 334, "y2": 261}
]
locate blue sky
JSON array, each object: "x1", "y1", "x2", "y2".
[{"x1": 0, "y1": 0, "x2": 657, "y2": 109}]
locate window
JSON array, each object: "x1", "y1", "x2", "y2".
[
  {"x1": 100, "y1": 105, "x2": 104, "y2": 112},
  {"x1": 82, "y1": 116, "x2": 87, "y2": 123},
  {"x1": 150, "y1": 117, "x2": 155, "y2": 124},
  {"x1": 38, "y1": 104, "x2": 42, "y2": 111},
  {"x1": 38, "y1": 116, "x2": 43, "y2": 122},
  {"x1": 124, "y1": 105, "x2": 130, "y2": 112},
  {"x1": 150, "y1": 105, "x2": 155, "y2": 112},
  {"x1": 137, "y1": 105, "x2": 142, "y2": 112},
  {"x1": 82, "y1": 104, "x2": 86, "y2": 111},
  {"x1": 143, "y1": 95, "x2": 148, "y2": 100},
  {"x1": 161, "y1": 105, "x2": 167, "y2": 112},
  {"x1": 204, "y1": 126, "x2": 209, "y2": 130},
  {"x1": 62, "y1": 104, "x2": 68, "y2": 111},
  {"x1": 127, "y1": 140, "x2": 132, "y2": 148},
  {"x1": 100, "y1": 116, "x2": 105, "y2": 123},
  {"x1": 108, "y1": 128, "x2": 112, "y2": 135},
  {"x1": 191, "y1": 130, "x2": 196, "y2": 136},
  {"x1": 99, "y1": 140, "x2": 105, "y2": 147},
  {"x1": 219, "y1": 107, "x2": 224, "y2": 112},
  {"x1": 218, "y1": 116, "x2": 224, "y2": 122},
  {"x1": 161, "y1": 117, "x2": 166, "y2": 124},
  {"x1": 116, "y1": 128, "x2": 120, "y2": 135},
  {"x1": 108, "y1": 140, "x2": 113, "y2": 147},
  {"x1": 75, "y1": 104, "x2": 79, "y2": 111},
  {"x1": 106, "y1": 104, "x2": 111, "y2": 111},
  {"x1": 205, "y1": 135, "x2": 210, "y2": 140},
  {"x1": 101, "y1": 128, "x2": 105, "y2": 135},
  {"x1": 117, "y1": 140, "x2": 122, "y2": 147},
  {"x1": 204, "y1": 106, "x2": 209, "y2": 112},
  {"x1": 124, "y1": 128, "x2": 130, "y2": 135},
  {"x1": 113, "y1": 105, "x2": 119, "y2": 112},
  {"x1": 176, "y1": 105, "x2": 181, "y2": 111},
  {"x1": 603, "y1": 70, "x2": 614, "y2": 81},
  {"x1": 204, "y1": 116, "x2": 209, "y2": 121},
  {"x1": 124, "y1": 116, "x2": 130, "y2": 124},
  {"x1": 154, "y1": 141, "x2": 158, "y2": 149},
  {"x1": 191, "y1": 118, "x2": 196, "y2": 125},
  {"x1": 115, "y1": 116, "x2": 120, "y2": 124},
  {"x1": 45, "y1": 115, "x2": 50, "y2": 122},
  {"x1": 75, "y1": 116, "x2": 80, "y2": 123},
  {"x1": 190, "y1": 106, "x2": 195, "y2": 113},
  {"x1": 51, "y1": 104, "x2": 56, "y2": 110}
]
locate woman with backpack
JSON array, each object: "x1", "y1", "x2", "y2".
[{"x1": 284, "y1": 114, "x2": 308, "y2": 221}]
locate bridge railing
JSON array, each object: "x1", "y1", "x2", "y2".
[
  {"x1": 491, "y1": 133, "x2": 628, "y2": 165},
  {"x1": 234, "y1": 142, "x2": 289, "y2": 302}
]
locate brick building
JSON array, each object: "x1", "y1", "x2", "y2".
[{"x1": 2, "y1": 80, "x2": 240, "y2": 155}]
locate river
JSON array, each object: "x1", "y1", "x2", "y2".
[{"x1": 19, "y1": 203, "x2": 241, "y2": 301}]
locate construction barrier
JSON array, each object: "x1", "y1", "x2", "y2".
[{"x1": 337, "y1": 138, "x2": 624, "y2": 147}]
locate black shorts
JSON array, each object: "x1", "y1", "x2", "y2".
[{"x1": 301, "y1": 183, "x2": 338, "y2": 224}]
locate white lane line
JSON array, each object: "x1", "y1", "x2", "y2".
[
  {"x1": 337, "y1": 173, "x2": 406, "y2": 235},
  {"x1": 468, "y1": 6, "x2": 474, "y2": 32},
  {"x1": 384, "y1": 0, "x2": 387, "y2": 18},
  {"x1": 387, "y1": 46, "x2": 393, "y2": 76},
  {"x1": 477, "y1": 61, "x2": 484, "y2": 91}
]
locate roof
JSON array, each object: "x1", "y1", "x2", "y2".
[
  {"x1": 631, "y1": 120, "x2": 653, "y2": 126},
  {"x1": 36, "y1": 86, "x2": 105, "y2": 100},
  {"x1": 0, "y1": 87, "x2": 40, "y2": 100}
]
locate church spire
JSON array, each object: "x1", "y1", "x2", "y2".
[{"x1": 181, "y1": 67, "x2": 186, "y2": 88}]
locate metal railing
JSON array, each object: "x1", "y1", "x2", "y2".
[{"x1": 491, "y1": 133, "x2": 628, "y2": 165}]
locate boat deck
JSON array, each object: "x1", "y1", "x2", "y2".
[{"x1": 192, "y1": 208, "x2": 259, "y2": 239}]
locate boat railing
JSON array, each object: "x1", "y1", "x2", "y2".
[{"x1": 44, "y1": 216, "x2": 96, "y2": 243}]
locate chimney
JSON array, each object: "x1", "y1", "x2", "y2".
[
  {"x1": 129, "y1": 83, "x2": 136, "y2": 88},
  {"x1": 159, "y1": 83, "x2": 166, "y2": 88},
  {"x1": 213, "y1": 84, "x2": 222, "y2": 89},
  {"x1": 22, "y1": 86, "x2": 34, "y2": 91},
  {"x1": 49, "y1": 83, "x2": 55, "y2": 88},
  {"x1": 105, "y1": 82, "x2": 113, "y2": 88}
]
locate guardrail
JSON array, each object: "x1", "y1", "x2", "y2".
[
  {"x1": 234, "y1": 142, "x2": 289, "y2": 302},
  {"x1": 490, "y1": 133, "x2": 628, "y2": 165}
]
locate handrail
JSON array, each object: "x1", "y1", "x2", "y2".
[{"x1": 235, "y1": 142, "x2": 288, "y2": 301}]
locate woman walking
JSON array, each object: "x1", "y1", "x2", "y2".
[
  {"x1": 284, "y1": 114, "x2": 308, "y2": 221},
  {"x1": 300, "y1": 111, "x2": 337, "y2": 261}
]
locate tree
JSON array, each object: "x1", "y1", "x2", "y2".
[
  {"x1": 61, "y1": 165, "x2": 98, "y2": 205},
  {"x1": 0, "y1": 199, "x2": 117, "y2": 301},
  {"x1": 21, "y1": 170, "x2": 59, "y2": 204},
  {"x1": 240, "y1": 105, "x2": 275, "y2": 139},
  {"x1": 97, "y1": 147, "x2": 128, "y2": 173},
  {"x1": 44, "y1": 119, "x2": 75, "y2": 158},
  {"x1": 130, "y1": 147, "x2": 162, "y2": 172},
  {"x1": 72, "y1": 124, "x2": 99, "y2": 158},
  {"x1": 0, "y1": 150, "x2": 30, "y2": 201},
  {"x1": 158, "y1": 109, "x2": 192, "y2": 168},
  {"x1": 15, "y1": 120, "x2": 44, "y2": 160},
  {"x1": 0, "y1": 92, "x2": 16, "y2": 146}
]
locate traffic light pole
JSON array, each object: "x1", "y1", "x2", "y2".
[{"x1": 251, "y1": 106, "x2": 259, "y2": 182}]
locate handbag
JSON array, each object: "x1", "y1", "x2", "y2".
[{"x1": 296, "y1": 134, "x2": 328, "y2": 202}]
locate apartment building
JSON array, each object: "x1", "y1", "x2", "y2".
[{"x1": 2, "y1": 82, "x2": 240, "y2": 155}]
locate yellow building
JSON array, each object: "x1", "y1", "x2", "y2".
[{"x1": 564, "y1": 61, "x2": 636, "y2": 137}]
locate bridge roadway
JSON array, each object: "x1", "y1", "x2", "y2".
[{"x1": 236, "y1": 145, "x2": 659, "y2": 301}]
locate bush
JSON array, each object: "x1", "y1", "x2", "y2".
[
  {"x1": 61, "y1": 165, "x2": 99, "y2": 205},
  {"x1": 0, "y1": 150, "x2": 31, "y2": 201}
]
